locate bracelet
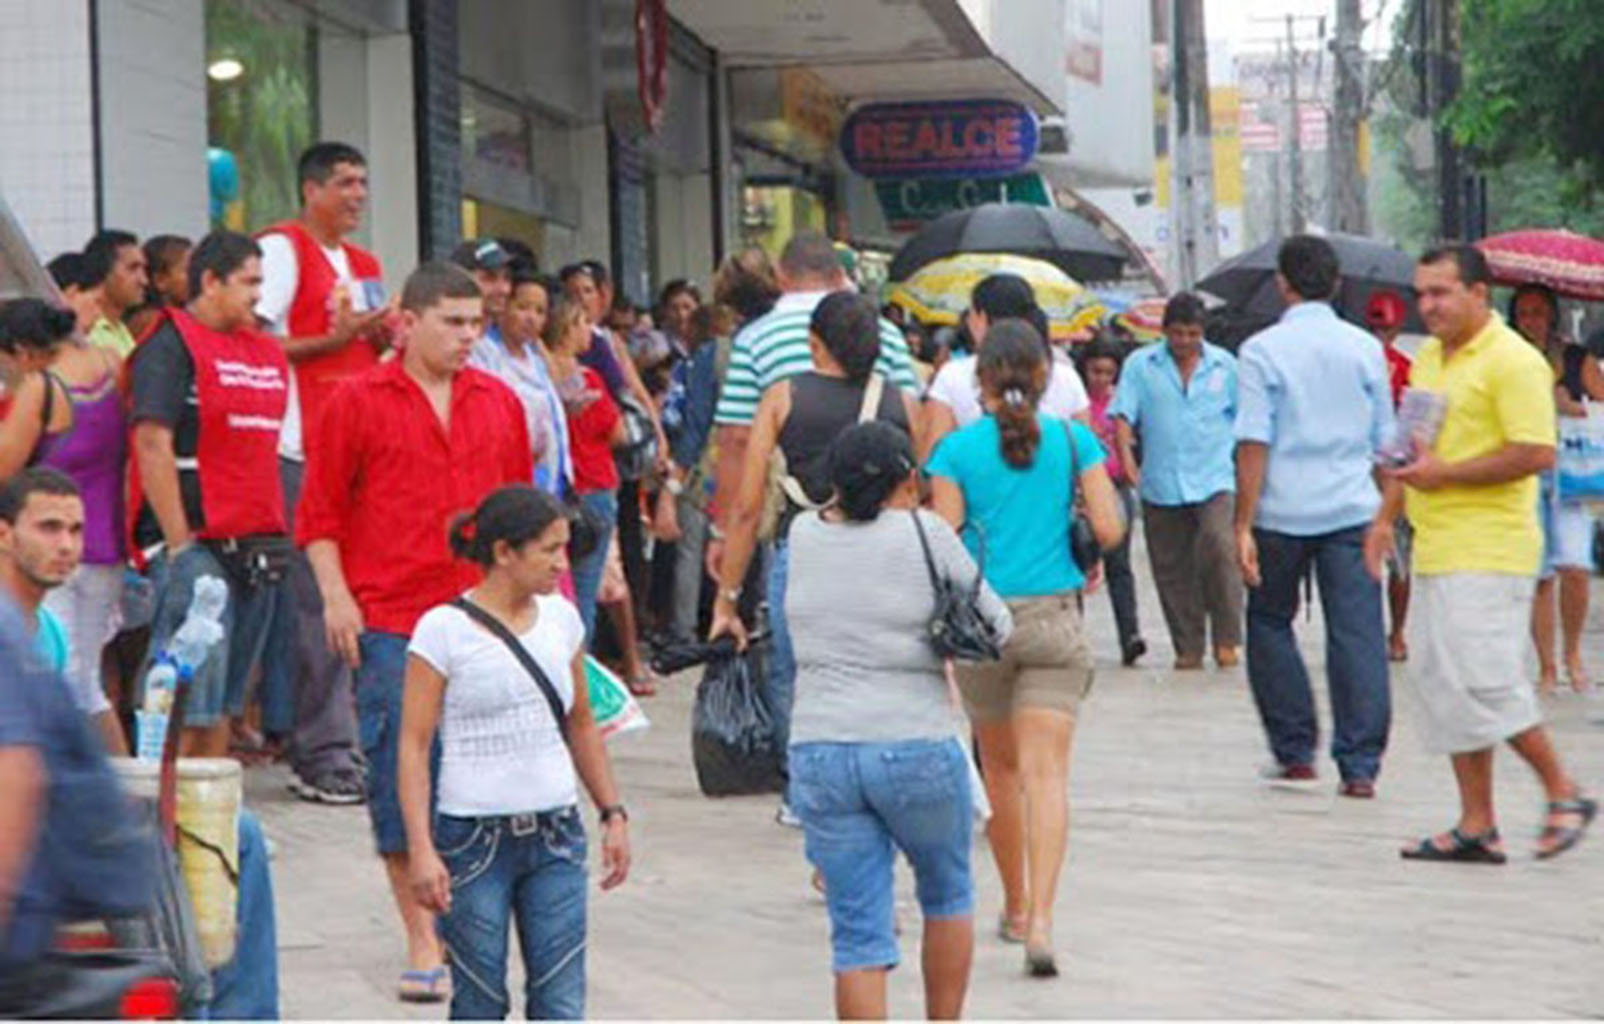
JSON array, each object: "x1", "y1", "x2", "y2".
[{"x1": 599, "y1": 804, "x2": 628, "y2": 825}]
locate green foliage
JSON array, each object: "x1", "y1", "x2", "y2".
[
  {"x1": 206, "y1": 0, "x2": 316, "y2": 231},
  {"x1": 1447, "y1": 0, "x2": 1604, "y2": 190}
]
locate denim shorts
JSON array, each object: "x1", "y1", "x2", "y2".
[
  {"x1": 355, "y1": 631, "x2": 437, "y2": 855},
  {"x1": 790, "y1": 739, "x2": 973, "y2": 973},
  {"x1": 142, "y1": 545, "x2": 281, "y2": 727}
]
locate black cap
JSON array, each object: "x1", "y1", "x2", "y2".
[{"x1": 451, "y1": 238, "x2": 510, "y2": 272}]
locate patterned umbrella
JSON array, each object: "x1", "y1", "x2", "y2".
[
  {"x1": 885, "y1": 252, "x2": 1105, "y2": 337},
  {"x1": 1476, "y1": 229, "x2": 1604, "y2": 301}
]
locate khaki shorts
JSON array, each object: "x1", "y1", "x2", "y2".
[{"x1": 955, "y1": 594, "x2": 1093, "y2": 722}]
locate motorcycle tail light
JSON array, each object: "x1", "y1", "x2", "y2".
[{"x1": 119, "y1": 976, "x2": 180, "y2": 1019}]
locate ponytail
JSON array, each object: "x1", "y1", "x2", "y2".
[
  {"x1": 448, "y1": 485, "x2": 566, "y2": 567},
  {"x1": 977, "y1": 319, "x2": 1047, "y2": 469}
]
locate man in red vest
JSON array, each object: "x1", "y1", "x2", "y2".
[
  {"x1": 129, "y1": 231, "x2": 292, "y2": 758},
  {"x1": 297, "y1": 262, "x2": 532, "y2": 1002},
  {"x1": 256, "y1": 141, "x2": 388, "y2": 805}
]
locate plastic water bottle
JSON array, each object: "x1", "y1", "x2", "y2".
[{"x1": 135, "y1": 576, "x2": 229, "y2": 761}]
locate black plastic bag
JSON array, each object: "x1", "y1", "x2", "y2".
[{"x1": 691, "y1": 645, "x2": 787, "y2": 797}]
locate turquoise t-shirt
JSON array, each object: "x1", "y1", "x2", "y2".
[
  {"x1": 34, "y1": 606, "x2": 69, "y2": 674},
  {"x1": 926, "y1": 413, "x2": 1106, "y2": 598}
]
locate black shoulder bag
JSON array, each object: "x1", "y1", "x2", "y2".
[
  {"x1": 1063, "y1": 421, "x2": 1103, "y2": 574},
  {"x1": 452, "y1": 597, "x2": 570, "y2": 744},
  {"x1": 910, "y1": 511, "x2": 1003, "y2": 662}
]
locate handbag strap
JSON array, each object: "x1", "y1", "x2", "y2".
[
  {"x1": 1063, "y1": 418, "x2": 1080, "y2": 501},
  {"x1": 777, "y1": 375, "x2": 885, "y2": 511},
  {"x1": 857, "y1": 374, "x2": 885, "y2": 423},
  {"x1": 452, "y1": 597, "x2": 570, "y2": 743},
  {"x1": 911, "y1": 509, "x2": 987, "y2": 596}
]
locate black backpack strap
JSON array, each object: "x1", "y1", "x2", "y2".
[{"x1": 451, "y1": 597, "x2": 570, "y2": 743}]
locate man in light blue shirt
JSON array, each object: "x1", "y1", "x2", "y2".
[
  {"x1": 1233, "y1": 234, "x2": 1394, "y2": 797},
  {"x1": 1112, "y1": 292, "x2": 1244, "y2": 670}
]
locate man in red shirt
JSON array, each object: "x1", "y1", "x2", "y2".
[
  {"x1": 297, "y1": 262, "x2": 531, "y2": 1001},
  {"x1": 1365, "y1": 289, "x2": 1415, "y2": 662}
]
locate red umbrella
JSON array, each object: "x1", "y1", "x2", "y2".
[{"x1": 1476, "y1": 229, "x2": 1604, "y2": 301}]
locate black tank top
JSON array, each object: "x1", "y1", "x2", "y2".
[
  {"x1": 1561, "y1": 344, "x2": 1587, "y2": 402},
  {"x1": 778, "y1": 372, "x2": 909, "y2": 510}
]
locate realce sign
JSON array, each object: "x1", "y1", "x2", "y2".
[{"x1": 839, "y1": 99, "x2": 1040, "y2": 180}]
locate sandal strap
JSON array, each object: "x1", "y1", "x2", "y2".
[{"x1": 1546, "y1": 797, "x2": 1595, "y2": 815}]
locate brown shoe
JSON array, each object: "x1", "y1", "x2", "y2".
[
  {"x1": 1173, "y1": 654, "x2": 1205, "y2": 671},
  {"x1": 1214, "y1": 645, "x2": 1242, "y2": 668}
]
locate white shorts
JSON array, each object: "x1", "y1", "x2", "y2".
[{"x1": 1406, "y1": 573, "x2": 1543, "y2": 755}]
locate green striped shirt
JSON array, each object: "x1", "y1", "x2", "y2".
[{"x1": 713, "y1": 291, "x2": 918, "y2": 426}]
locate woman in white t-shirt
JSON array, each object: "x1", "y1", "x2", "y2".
[
  {"x1": 921, "y1": 273, "x2": 1088, "y2": 459},
  {"x1": 398, "y1": 485, "x2": 632, "y2": 1020}
]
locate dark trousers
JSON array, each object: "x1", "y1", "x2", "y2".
[
  {"x1": 1142, "y1": 492, "x2": 1243, "y2": 657},
  {"x1": 1245, "y1": 525, "x2": 1391, "y2": 782},
  {"x1": 1102, "y1": 484, "x2": 1142, "y2": 648},
  {"x1": 277, "y1": 457, "x2": 359, "y2": 778},
  {"x1": 617, "y1": 478, "x2": 648, "y2": 618}
]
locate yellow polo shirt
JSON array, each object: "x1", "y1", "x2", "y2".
[
  {"x1": 1406, "y1": 314, "x2": 1555, "y2": 576},
  {"x1": 87, "y1": 316, "x2": 135, "y2": 358}
]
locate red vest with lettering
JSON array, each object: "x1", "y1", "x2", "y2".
[
  {"x1": 258, "y1": 220, "x2": 383, "y2": 450},
  {"x1": 127, "y1": 309, "x2": 290, "y2": 549}
]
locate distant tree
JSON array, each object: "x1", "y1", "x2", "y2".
[{"x1": 1447, "y1": 0, "x2": 1604, "y2": 191}]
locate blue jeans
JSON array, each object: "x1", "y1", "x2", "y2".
[
  {"x1": 435, "y1": 809, "x2": 588, "y2": 1020},
  {"x1": 572, "y1": 490, "x2": 617, "y2": 644},
  {"x1": 355, "y1": 632, "x2": 437, "y2": 855},
  {"x1": 1246, "y1": 526, "x2": 1391, "y2": 782},
  {"x1": 206, "y1": 811, "x2": 278, "y2": 1019},
  {"x1": 142, "y1": 546, "x2": 283, "y2": 727},
  {"x1": 791, "y1": 740, "x2": 973, "y2": 972},
  {"x1": 765, "y1": 540, "x2": 796, "y2": 755}
]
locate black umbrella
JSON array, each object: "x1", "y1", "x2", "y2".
[
  {"x1": 1195, "y1": 232, "x2": 1425, "y2": 333},
  {"x1": 888, "y1": 202, "x2": 1129, "y2": 283}
]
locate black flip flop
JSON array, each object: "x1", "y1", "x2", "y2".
[
  {"x1": 1536, "y1": 796, "x2": 1598, "y2": 861},
  {"x1": 1400, "y1": 827, "x2": 1507, "y2": 864}
]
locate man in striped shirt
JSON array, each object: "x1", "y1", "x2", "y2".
[{"x1": 706, "y1": 231, "x2": 917, "y2": 825}]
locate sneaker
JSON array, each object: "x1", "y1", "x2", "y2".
[
  {"x1": 775, "y1": 802, "x2": 803, "y2": 829},
  {"x1": 289, "y1": 767, "x2": 367, "y2": 805},
  {"x1": 1259, "y1": 762, "x2": 1319, "y2": 789},
  {"x1": 1339, "y1": 779, "x2": 1377, "y2": 799}
]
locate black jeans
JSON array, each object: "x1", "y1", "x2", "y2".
[{"x1": 1102, "y1": 484, "x2": 1142, "y2": 648}]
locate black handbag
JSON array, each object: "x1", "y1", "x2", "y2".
[
  {"x1": 1063, "y1": 422, "x2": 1102, "y2": 574},
  {"x1": 563, "y1": 493, "x2": 607, "y2": 562},
  {"x1": 909, "y1": 511, "x2": 1003, "y2": 662}
]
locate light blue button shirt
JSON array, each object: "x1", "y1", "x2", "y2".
[
  {"x1": 1110, "y1": 341, "x2": 1238, "y2": 506},
  {"x1": 1234, "y1": 302, "x2": 1395, "y2": 535}
]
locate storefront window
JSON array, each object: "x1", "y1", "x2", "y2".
[
  {"x1": 205, "y1": 0, "x2": 317, "y2": 231},
  {"x1": 461, "y1": 86, "x2": 532, "y2": 175}
]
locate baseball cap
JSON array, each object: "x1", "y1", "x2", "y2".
[
  {"x1": 1365, "y1": 290, "x2": 1407, "y2": 329},
  {"x1": 451, "y1": 238, "x2": 510, "y2": 272}
]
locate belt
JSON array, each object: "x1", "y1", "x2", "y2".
[{"x1": 474, "y1": 806, "x2": 578, "y2": 837}]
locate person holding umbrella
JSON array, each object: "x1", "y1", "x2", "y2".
[{"x1": 1509, "y1": 283, "x2": 1604, "y2": 696}]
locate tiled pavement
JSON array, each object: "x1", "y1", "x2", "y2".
[{"x1": 256, "y1": 546, "x2": 1604, "y2": 1019}]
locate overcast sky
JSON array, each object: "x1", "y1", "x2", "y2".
[{"x1": 1204, "y1": 0, "x2": 1398, "y2": 56}]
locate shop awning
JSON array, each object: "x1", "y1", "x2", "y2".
[{"x1": 666, "y1": 0, "x2": 1063, "y2": 115}]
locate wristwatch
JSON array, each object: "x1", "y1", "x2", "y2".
[
  {"x1": 719, "y1": 587, "x2": 742, "y2": 605},
  {"x1": 599, "y1": 804, "x2": 629, "y2": 825}
]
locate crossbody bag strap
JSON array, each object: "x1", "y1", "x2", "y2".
[
  {"x1": 857, "y1": 374, "x2": 885, "y2": 423},
  {"x1": 451, "y1": 598, "x2": 570, "y2": 744},
  {"x1": 908, "y1": 509, "x2": 943, "y2": 594}
]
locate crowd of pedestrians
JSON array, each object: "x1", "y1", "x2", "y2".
[{"x1": 0, "y1": 133, "x2": 1597, "y2": 1020}]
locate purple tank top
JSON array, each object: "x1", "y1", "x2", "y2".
[{"x1": 35, "y1": 374, "x2": 127, "y2": 564}]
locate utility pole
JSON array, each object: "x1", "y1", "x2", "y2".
[
  {"x1": 1425, "y1": 0, "x2": 1463, "y2": 238},
  {"x1": 1170, "y1": 0, "x2": 1219, "y2": 288},
  {"x1": 1285, "y1": 14, "x2": 1307, "y2": 234},
  {"x1": 1328, "y1": 0, "x2": 1367, "y2": 233}
]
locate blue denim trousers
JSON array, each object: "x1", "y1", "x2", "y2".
[
  {"x1": 791, "y1": 739, "x2": 973, "y2": 973},
  {"x1": 572, "y1": 490, "x2": 618, "y2": 644},
  {"x1": 1245, "y1": 525, "x2": 1391, "y2": 781},
  {"x1": 764, "y1": 539, "x2": 796, "y2": 755},
  {"x1": 206, "y1": 811, "x2": 277, "y2": 1019},
  {"x1": 435, "y1": 808, "x2": 588, "y2": 1021},
  {"x1": 354, "y1": 632, "x2": 437, "y2": 855}
]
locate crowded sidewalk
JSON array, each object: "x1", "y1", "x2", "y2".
[{"x1": 258, "y1": 534, "x2": 1604, "y2": 1019}]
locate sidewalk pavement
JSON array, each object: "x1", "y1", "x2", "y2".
[{"x1": 253, "y1": 556, "x2": 1604, "y2": 1019}]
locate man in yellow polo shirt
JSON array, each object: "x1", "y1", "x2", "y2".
[{"x1": 1363, "y1": 244, "x2": 1594, "y2": 864}]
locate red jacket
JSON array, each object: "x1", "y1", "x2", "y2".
[
  {"x1": 295, "y1": 360, "x2": 533, "y2": 635},
  {"x1": 257, "y1": 220, "x2": 383, "y2": 453}
]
